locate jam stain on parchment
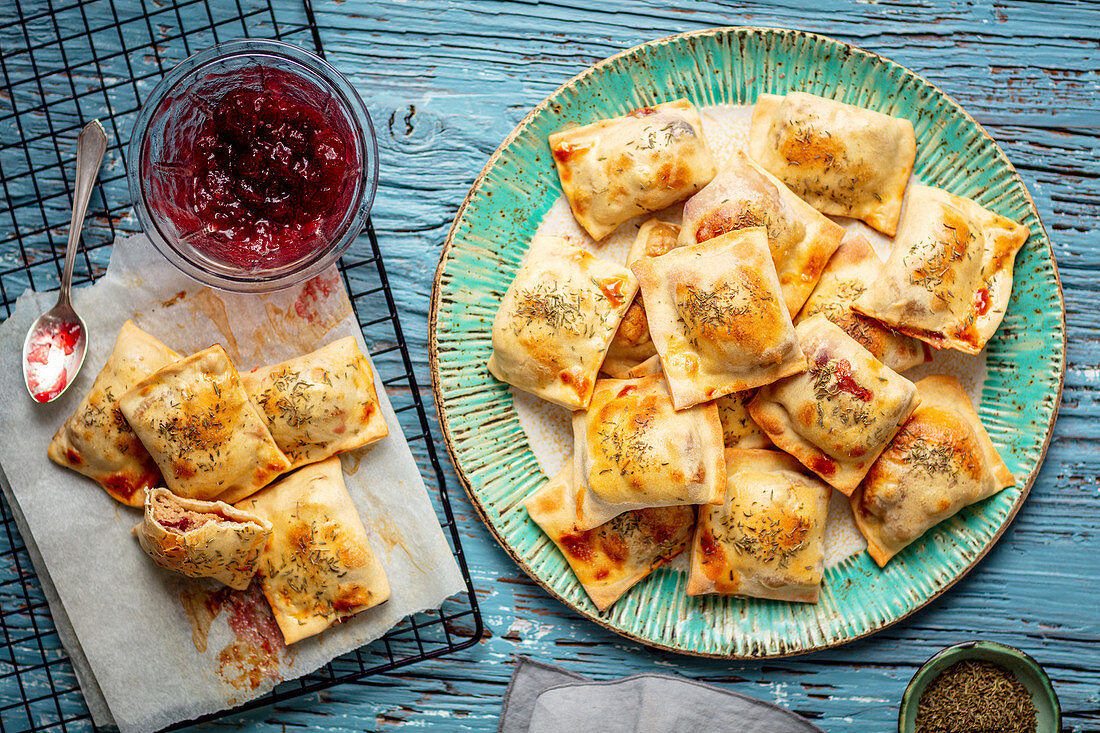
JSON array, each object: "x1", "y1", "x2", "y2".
[{"x1": 179, "y1": 580, "x2": 291, "y2": 698}]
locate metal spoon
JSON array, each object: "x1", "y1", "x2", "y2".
[{"x1": 22, "y1": 119, "x2": 108, "y2": 404}]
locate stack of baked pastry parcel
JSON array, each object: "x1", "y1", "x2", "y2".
[
  {"x1": 48, "y1": 326, "x2": 391, "y2": 644},
  {"x1": 490, "y1": 93, "x2": 1025, "y2": 611}
]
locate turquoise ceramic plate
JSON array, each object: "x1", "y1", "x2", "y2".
[{"x1": 429, "y1": 28, "x2": 1066, "y2": 657}]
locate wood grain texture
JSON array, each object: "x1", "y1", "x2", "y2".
[
  {"x1": 199, "y1": 1, "x2": 1100, "y2": 731},
  {"x1": 6, "y1": 0, "x2": 1098, "y2": 730}
]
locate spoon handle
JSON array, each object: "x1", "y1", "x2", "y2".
[{"x1": 58, "y1": 120, "x2": 109, "y2": 307}]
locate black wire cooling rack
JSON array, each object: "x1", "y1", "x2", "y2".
[{"x1": 0, "y1": 1, "x2": 483, "y2": 730}]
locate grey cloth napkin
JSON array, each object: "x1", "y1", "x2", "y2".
[{"x1": 500, "y1": 656, "x2": 824, "y2": 733}]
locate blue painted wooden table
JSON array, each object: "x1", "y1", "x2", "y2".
[
  {"x1": 10, "y1": 1, "x2": 1100, "y2": 731},
  {"x1": 199, "y1": 2, "x2": 1098, "y2": 731}
]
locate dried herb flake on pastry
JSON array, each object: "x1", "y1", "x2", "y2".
[
  {"x1": 687, "y1": 449, "x2": 831, "y2": 603},
  {"x1": 488, "y1": 235, "x2": 638, "y2": 409},
  {"x1": 549, "y1": 99, "x2": 718, "y2": 241},
  {"x1": 748, "y1": 91, "x2": 916, "y2": 236},
  {"x1": 852, "y1": 184, "x2": 1029, "y2": 355},
  {"x1": 119, "y1": 344, "x2": 291, "y2": 504},
  {"x1": 236, "y1": 456, "x2": 390, "y2": 645},
  {"x1": 48, "y1": 320, "x2": 180, "y2": 507},
  {"x1": 851, "y1": 374, "x2": 1015, "y2": 567},
  {"x1": 524, "y1": 462, "x2": 694, "y2": 612},
  {"x1": 748, "y1": 316, "x2": 920, "y2": 495},
  {"x1": 242, "y1": 336, "x2": 388, "y2": 470},
  {"x1": 632, "y1": 227, "x2": 805, "y2": 409},
  {"x1": 135, "y1": 487, "x2": 272, "y2": 590}
]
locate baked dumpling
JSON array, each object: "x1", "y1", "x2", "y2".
[
  {"x1": 632, "y1": 227, "x2": 805, "y2": 409},
  {"x1": 601, "y1": 219, "x2": 681, "y2": 378},
  {"x1": 795, "y1": 232, "x2": 930, "y2": 372},
  {"x1": 524, "y1": 463, "x2": 695, "y2": 611},
  {"x1": 119, "y1": 344, "x2": 291, "y2": 504},
  {"x1": 549, "y1": 99, "x2": 718, "y2": 240},
  {"x1": 687, "y1": 449, "x2": 831, "y2": 603},
  {"x1": 135, "y1": 488, "x2": 272, "y2": 590},
  {"x1": 47, "y1": 321, "x2": 180, "y2": 506},
  {"x1": 851, "y1": 375, "x2": 1015, "y2": 567},
  {"x1": 852, "y1": 184, "x2": 1029, "y2": 355},
  {"x1": 679, "y1": 151, "x2": 845, "y2": 316},
  {"x1": 748, "y1": 91, "x2": 916, "y2": 236},
  {"x1": 242, "y1": 337, "x2": 388, "y2": 469},
  {"x1": 488, "y1": 235, "x2": 638, "y2": 409},
  {"x1": 236, "y1": 457, "x2": 390, "y2": 645},
  {"x1": 748, "y1": 316, "x2": 920, "y2": 495},
  {"x1": 572, "y1": 375, "x2": 724, "y2": 530},
  {"x1": 715, "y1": 391, "x2": 770, "y2": 449}
]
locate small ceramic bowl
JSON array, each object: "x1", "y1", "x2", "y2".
[{"x1": 899, "y1": 640, "x2": 1060, "y2": 732}]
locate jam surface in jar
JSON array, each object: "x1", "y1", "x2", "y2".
[{"x1": 187, "y1": 72, "x2": 353, "y2": 269}]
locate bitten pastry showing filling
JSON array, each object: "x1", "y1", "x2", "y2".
[
  {"x1": 525, "y1": 463, "x2": 694, "y2": 611},
  {"x1": 243, "y1": 336, "x2": 388, "y2": 469},
  {"x1": 549, "y1": 99, "x2": 717, "y2": 241},
  {"x1": 135, "y1": 488, "x2": 273, "y2": 590},
  {"x1": 851, "y1": 375, "x2": 1015, "y2": 567},
  {"x1": 236, "y1": 457, "x2": 390, "y2": 645},
  {"x1": 119, "y1": 344, "x2": 291, "y2": 504},
  {"x1": 688, "y1": 449, "x2": 831, "y2": 603},
  {"x1": 47, "y1": 320, "x2": 181, "y2": 506}
]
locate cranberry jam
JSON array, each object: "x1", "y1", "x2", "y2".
[
  {"x1": 131, "y1": 40, "x2": 376, "y2": 291},
  {"x1": 185, "y1": 71, "x2": 354, "y2": 268}
]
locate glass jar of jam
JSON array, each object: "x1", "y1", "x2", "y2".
[{"x1": 128, "y1": 40, "x2": 377, "y2": 292}]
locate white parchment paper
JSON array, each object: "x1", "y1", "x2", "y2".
[{"x1": 0, "y1": 234, "x2": 464, "y2": 733}]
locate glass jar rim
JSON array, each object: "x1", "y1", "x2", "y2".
[{"x1": 127, "y1": 38, "x2": 379, "y2": 293}]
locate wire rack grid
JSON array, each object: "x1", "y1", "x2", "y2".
[{"x1": 0, "y1": 1, "x2": 483, "y2": 731}]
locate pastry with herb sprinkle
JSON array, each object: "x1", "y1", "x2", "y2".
[
  {"x1": 632, "y1": 227, "x2": 805, "y2": 410},
  {"x1": 488, "y1": 235, "x2": 638, "y2": 409},
  {"x1": 549, "y1": 99, "x2": 717, "y2": 241},
  {"x1": 679, "y1": 151, "x2": 845, "y2": 316},
  {"x1": 601, "y1": 219, "x2": 681, "y2": 379},
  {"x1": 687, "y1": 449, "x2": 831, "y2": 602},
  {"x1": 236, "y1": 456, "x2": 390, "y2": 645},
  {"x1": 242, "y1": 336, "x2": 388, "y2": 470},
  {"x1": 135, "y1": 487, "x2": 272, "y2": 590},
  {"x1": 851, "y1": 374, "x2": 1015, "y2": 567},
  {"x1": 47, "y1": 320, "x2": 180, "y2": 507},
  {"x1": 748, "y1": 316, "x2": 919, "y2": 495},
  {"x1": 571, "y1": 374, "x2": 724, "y2": 530},
  {"x1": 119, "y1": 344, "x2": 291, "y2": 504},
  {"x1": 851, "y1": 184, "x2": 1029, "y2": 355},
  {"x1": 524, "y1": 462, "x2": 694, "y2": 611},
  {"x1": 748, "y1": 91, "x2": 916, "y2": 236},
  {"x1": 795, "y1": 232, "x2": 930, "y2": 372}
]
